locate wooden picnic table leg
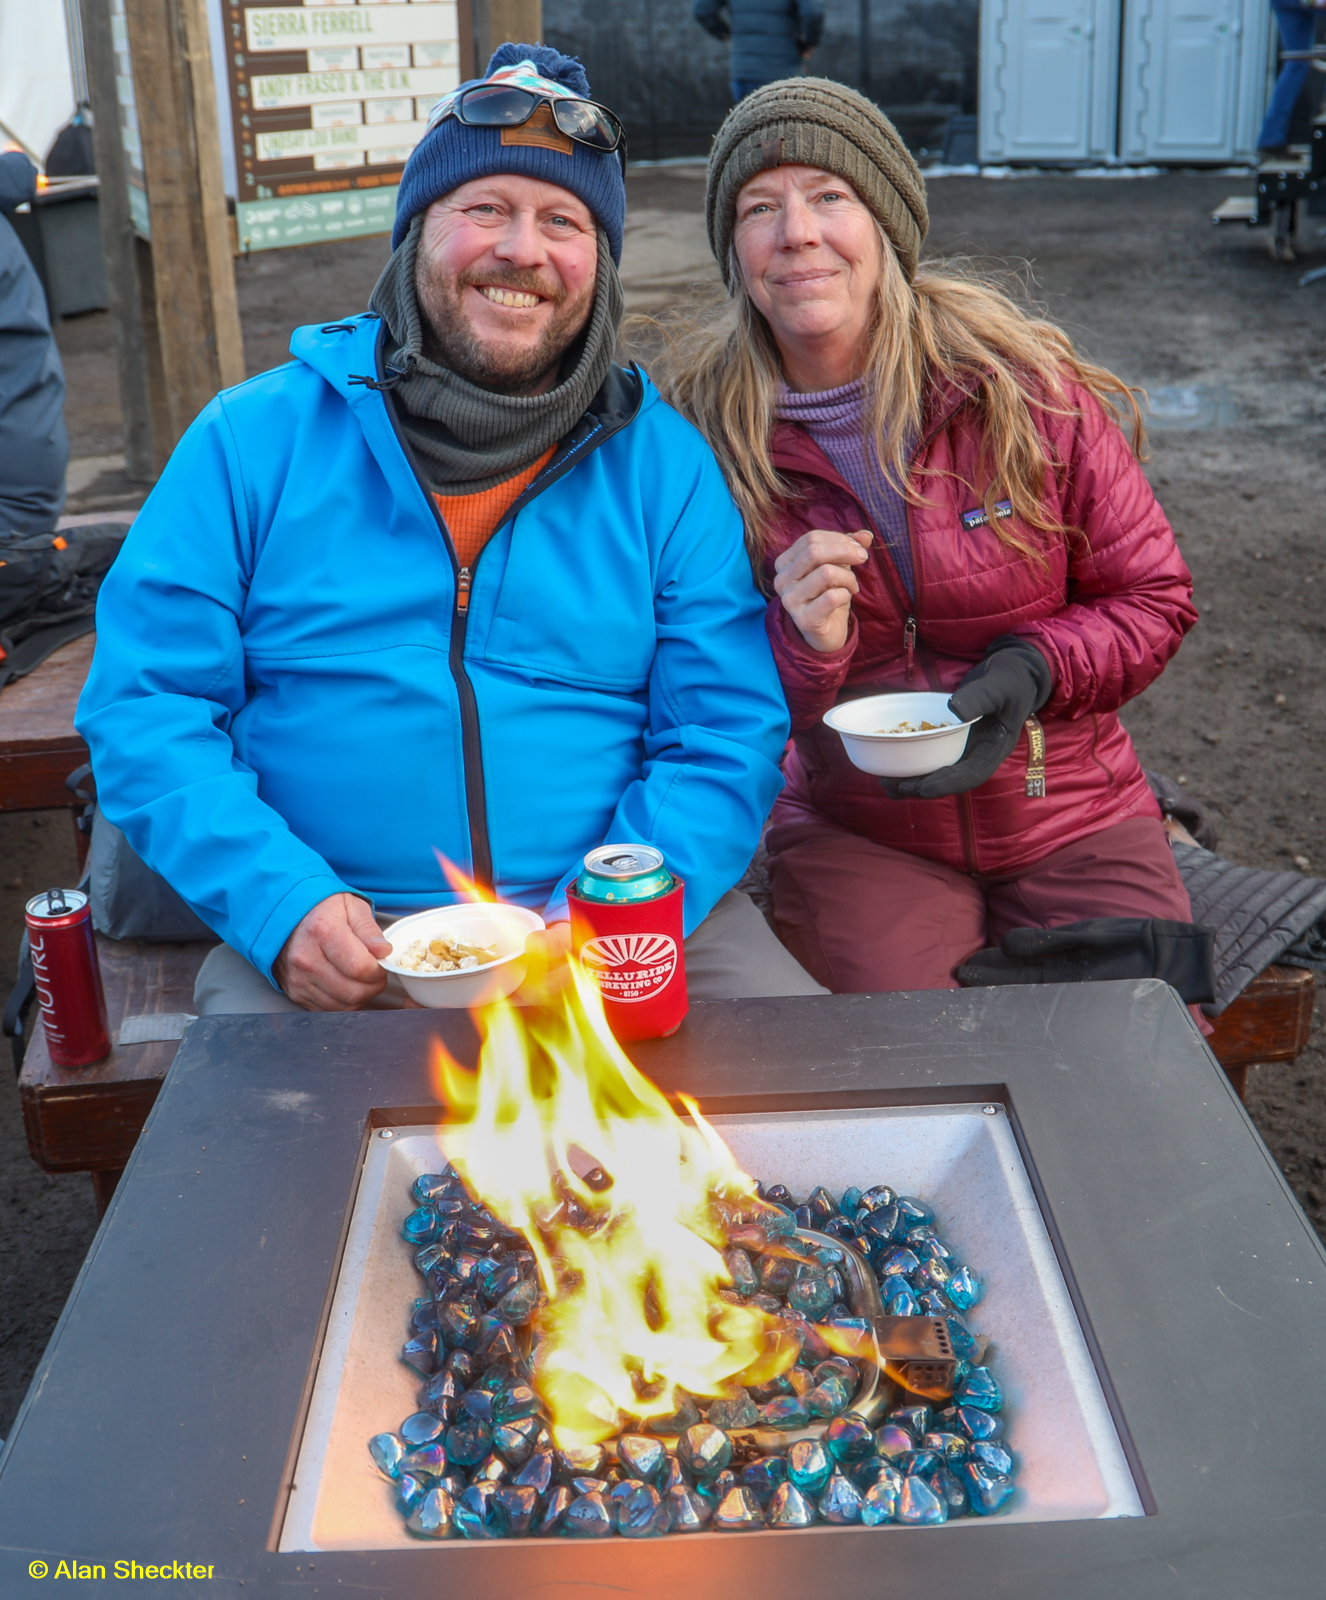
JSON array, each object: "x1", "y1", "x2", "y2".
[{"x1": 91, "y1": 1168, "x2": 124, "y2": 1217}]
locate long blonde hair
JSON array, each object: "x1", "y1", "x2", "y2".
[{"x1": 653, "y1": 228, "x2": 1144, "y2": 571}]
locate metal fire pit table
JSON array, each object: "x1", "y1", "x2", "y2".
[{"x1": 1, "y1": 980, "x2": 1323, "y2": 1597}]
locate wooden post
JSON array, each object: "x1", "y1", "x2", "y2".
[
  {"x1": 472, "y1": 0, "x2": 543, "y2": 76},
  {"x1": 76, "y1": 0, "x2": 164, "y2": 479},
  {"x1": 121, "y1": 0, "x2": 245, "y2": 449}
]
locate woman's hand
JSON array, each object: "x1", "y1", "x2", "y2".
[{"x1": 773, "y1": 528, "x2": 872, "y2": 653}]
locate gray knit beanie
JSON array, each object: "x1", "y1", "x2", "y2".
[{"x1": 706, "y1": 78, "x2": 928, "y2": 283}]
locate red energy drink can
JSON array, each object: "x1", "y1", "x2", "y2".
[
  {"x1": 568, "y1": 846, "x2": 687, "y2": 1042},
  {"x1": 25, "y1": 888, "x2": 111, "y2": 1067}
]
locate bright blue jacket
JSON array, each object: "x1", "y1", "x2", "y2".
[{"x1": 76, "y1": 318, "x2": 789, "y2": 982}]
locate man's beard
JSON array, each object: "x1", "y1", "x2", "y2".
[{"x1": 415, "y1": 257, "x2": 596, "y2": 394}]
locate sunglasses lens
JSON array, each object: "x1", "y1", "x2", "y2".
[
  {"x1": 552, "y1": 99, "x2": 620, "y2": 150},
  {"x1": 459, "y1": 85, "x2": 538, "y2": 125}
]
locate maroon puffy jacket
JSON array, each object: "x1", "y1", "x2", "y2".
[{"x1": 764, "y1": 373, "x2": 1198, "y2": 878}]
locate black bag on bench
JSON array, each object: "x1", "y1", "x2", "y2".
[{"x1": 0, "y1": 522, "x2": 129, "y2": 689}]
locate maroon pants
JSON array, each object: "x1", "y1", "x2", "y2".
[{"x1": 766, "y1": 814, "x2": 1212, "y2": 1032}]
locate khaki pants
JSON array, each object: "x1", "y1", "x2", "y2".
[{"x1": 193, "y1": 889, "x2": 826, "y2": 1015}]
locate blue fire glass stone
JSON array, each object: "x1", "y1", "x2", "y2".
[
  {"x1": 513, "y1": 1449, "x2": 554, "y2": 1494},
  {"x1": 440, "y1": 1472, "x2": 468, "y2": 1500},
  {"x1": 369, "y1": 1432, "x2": 407, "y2": 1479},
  {"x1": 607, "y1": 1480, "x2": 635, "y2": 1506},
  {"x1": 444, "y1": 1349, "x2": 477, "y2": 1383},
  {"x1": 861, "y1": 1469, "x2": 903, "y2": 1526},
  {"x1": 411, "y1": 1300, "x2": 441, "y2": 1336},
  {"x1": 962, "y1": 1460, "x2": 1016, "y2": 1515},
  {"x1": 860, "y1": 1184, "x2": 898, "y2": 1209},
  {"x1": 972, "y1": 1440, "x2": 1014, "y2": 1477},
  {"x1": 492, "y1": 1416, "x2": 542, "y2": 1467},
  {"x1": 875, "y1": 1423, "x2": 914, "y2": 1460},
  {"x1": 401, "y1": 1333, "x2": 438, "y2": 1376},
  {"x1": 900, "y1": 1448, "x2": 943, "y2": 1479},
  {"x1": 919, "y1": 1288, "x2": 955, "y2": 1317},
  {"x1": 825, "y1": 1416, "x2": 875, "y2": 1463},
  {"x1": 933, "y1": 1465, "x2": 969, "y2": 1514},
  {"x1": 435, "y1": 1300, "x2": 477, "y2": 1351},
  {"x1": 492, "y1": 1381, "x2": 541, "y2": 1424},
  {"x1": 758, "y1": 1254, "x2": 795, "y2": 1295},
  {"x1": 713, "y1": 1486, "x2": 765, "y2": 1531},
  {"x1": 494, "y1": 1484, "x2": 539, "y2": 1538},
  {"x1": 402, "y1": 1205, "x2": 439, "y2": 1246},
  {"x1": 763, "y1": 1202, "x2": 797, "y2": 1235},
  {"x1": 555, "y1": 1444, "x2": 607, "y2": 1483},
  {"x1": 920, "y1": 1257, "x2": 954, "y2": 1294},
  {"x1": 570, "y1": 1476, "x2": 606, "y2": 1498},
  {"x1": 474, "y1": 1317, "x2": 520, "y2": 1361},
  {"x1": 405, "y1": 1486, "x2": 456, "y2": 1539},
  {"x1": 474, "y1": 1453, "x2": 510, "y2": 1483},
  {"x1": 945, "y1": 1267, "x2": 984, "y2": 1312},
  {"x1": 921, "y1": 1431, "x2": 970, "y2": 1465},
  {"x1": 533, "y1": 1485, "x2": 573, "y2": 1536},
  {"x1": 677, "y1": 1422, "x2": 732, "y2": 1480},
  {"x1": 806, "y1": 1184, "x2": 839, "y2": 1224},
  {"x1": 400, "y1": 1443, "x2": 450, "y2": 1481},
  {"x1": 878, "y1": 1246, "x2": 922, "y2": 1280},
  {"x1": 415, "y1": 1243, "x2": 450, "y2": 1276},
  {"x1": 885, "y1": 1281, "x2": 921, "y2": 1318},
  {"x1": 653, "y1": 1393, "x2": 703, "y2": 1436},
  {"x1": 694, "y1": 1469, "x2": 737, "y2": 1512},
  {"x1": 822, "y1": 1216, "x2": 860, "y2": 1244},
  {"x1": 454, "y1": 1481, "x2": 503, "y2": 1539},
  {"x1": 619, "y1": 1434, "x2": 669, "y2": 1484},
  {"x1": 562, "y1": 1491, "x2": 614, "y2": 1539},
  {"x1": 765, "y1": 1483, "x2": 814, "y2": 1529},
  {"x1": 919, "y1": 1234, "x2": 959, "y2": 1266},
  {"x1": 819, "y1": 1471, "x2": 864, "y2": 1524},
  {"x1": 740, "y1": 1455, "x2": 788, "y2": 1506},
  {"x1": 497, "y1": 1280, "x2": 539, "y2": 1326},
  {"x1": 615, "y1": 1483, "x2": 672, "y2": 1538},
  {"x1": 412, "y1": 1170, "x2": 456, "y2": 1204},
  {"x1": 668, "y1": 1486, "x2": 711, "y2": 1531},
  {"x1": 815, "y1": 1356, "x2": 860, "y2": 1387},
  {"x1": 763, "y1": 1183, "x2": 793, "y2": 1205},
  {"x1": 461, "y1": 1389, "x2": 495, "y2": 1424},
  {"x1": 395, "y1": 1473, "x2": 428, "y2": 1516},
  {"x1": 956, "y1": 1366, "x2": 1002, "y2": 1412},
  {"x1": 944, "y1": 1315, "x2": 979, "y2": 1361},
  {"x1": 894, "y1": 1196, "x2": 934, "y2": 1228},
  {"x1": 891, "y1": 1404, "x2": 932, "y2": 1437},
  {"x1": 445, "y1": 1415, "x2": 493, "y2": 1467},
  {"x1": 955, "y1": 1405, "x2": 1004, "y2": 1442},
  {"x1": 851, "y1": 1456, "x2": 904, "y2": 1495},
  {"x1": 860, "y1": 1205, "x2": 903, "y2": 1246},
  {"x1": 793, "y1": 1204, "x2": 813, "y2": 1230},
  {"x1": 419, "y1": 1369, "x2": 461, "y2": 1417},
  {"x1": 760, "y1": 1396, "x2": 810, "y2": 1431},
  {"x1": 786, "y1": 1438, "x2": 833, "y2": 1493},
  {"x1": 450, "y1": 1253, "x2": 484, "y2": 1289},
  {"x1": 897, "y1": 1474, "x2": 947, "y2": 1525},
  {"x1": 841, "y1": 1185, "x2": 863, "y2": 1215},
  {"x1": 788, "y1": 1276, "x2": 834, "y2": 1317},
  {"x1": 724, "y1": 1247, "x2": 759, "y2": 1296},
  {"x1": 806, "y1": 1376, "x2": 852, "y2": 1418}
]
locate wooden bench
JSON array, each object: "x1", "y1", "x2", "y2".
[
  {"x1": 17, "y1": 940, "x2": 1316, "y2": 1215},
  {"x1": 0, "y1": 631, "x2": 94, "y2": 820}
]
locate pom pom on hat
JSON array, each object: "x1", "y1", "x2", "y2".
[{"x1": 485, "y1": 42, "x2": 591, "y2": 98}]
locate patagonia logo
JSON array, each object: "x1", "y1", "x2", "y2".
[{"x1": 961, "y1": 500, "x2": 1013, "y2": 530}]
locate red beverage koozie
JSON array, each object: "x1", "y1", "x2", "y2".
[{"x1": 568, "y1": 878, "x2": 688, "y2": 1042}]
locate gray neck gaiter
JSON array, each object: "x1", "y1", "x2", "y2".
[{"x1": 368, "y1": 215, "x2": 623, "y2": 495}]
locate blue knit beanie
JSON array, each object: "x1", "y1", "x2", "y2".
[{"x1": 392, "y1": 44, "x2": 626, "y2": 263}]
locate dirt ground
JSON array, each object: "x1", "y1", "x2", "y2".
[{"x1": 3, "y1": 167, "x2": 1324, "y2": 1436}]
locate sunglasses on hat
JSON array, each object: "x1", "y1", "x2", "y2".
[{"x1": 440, "y1": 83, "x2": 627, "y2": 163}]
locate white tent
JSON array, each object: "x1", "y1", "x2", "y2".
[{"x1": 0, "y1": 0, "x2": 78, "y2": 167}]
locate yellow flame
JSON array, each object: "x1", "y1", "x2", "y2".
[
  {"x1": 431, "y1": 848, "x2": 496, "y2": 904},
  {"x1": 432, "y1": 958, "x2": 777, "y2": 1446}
]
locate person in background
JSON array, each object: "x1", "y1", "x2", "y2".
[
  {"x1": 694, "y1": 0, "x2": 824, "y2": 102},
  {"x1": 1258, "y1": 0, "x2": 1326, "y2": 156},
  {"x1": 663, "y1": 80, "x2": 1206, "y2": 1016},
  {"x1": 0, "y1": 150, "x2": 67, "y2": 533},
  {"x1": 78, "y1": 46, "x2": 823, "y2": 1015}
]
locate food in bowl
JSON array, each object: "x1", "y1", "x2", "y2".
[
  {"x1": 879, "y1": 718, "x2": 954, "y2": 734},
  {"x1": 394, "y1": 932, "x2": 498, "y2": 973},
  {"x1": 379, "y1": 903, "x2": 545, "y2": 1008},
  {"x1": 823, "y1": 691, "x2": 978, "y2": 779}
]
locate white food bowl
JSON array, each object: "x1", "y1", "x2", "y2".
[
  {"x1": 823, "y1": 691, "x2": 978, "y2": 778},
  {"x1": 378, "y1": 902, "x2": 545, "y2": 1009}
]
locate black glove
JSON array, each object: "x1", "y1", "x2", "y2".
[{"x1": 883, "y1": 637, "x2": 1052, "y2": 800}]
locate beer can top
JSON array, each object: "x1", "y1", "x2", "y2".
[
  {"x1": 582, "y1": 844, "x2": 666, "y2": 882},
  {"x1": 26, "y1": 888, "x2": 89, "y2": 922}
]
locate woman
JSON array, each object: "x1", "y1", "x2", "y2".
[{"x1": 663, "y1": 79, "x2": 1202, "y2": 1001}]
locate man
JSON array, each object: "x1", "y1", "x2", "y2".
[
  {"x1": 77, "y1": 45, "x2": 822, "y2": 1014},
  {"x1": 0, "y1": 150, "x2": 68, "y2": 534},
  {"x1": 693, "y1": 0, "x2": 824, "y2": 102}
]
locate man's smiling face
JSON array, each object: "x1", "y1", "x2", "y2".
[{"x1": 415, "y1": 175, "x2": 600, "y2": 396}]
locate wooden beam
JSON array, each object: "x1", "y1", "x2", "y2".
[
  {"x1": 122, "y1": 0, "x2": 245, "y2": 449},
  {"x1": 76, "y1": 0, "x2": 165, "y2": 479},
  {"x1": 472, "y1": 0, "x2": 543, "y2": 76}
]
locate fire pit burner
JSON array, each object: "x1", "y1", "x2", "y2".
[{"x1": 372, "y1": 1165, "x2": 1007, "y2": 1539}]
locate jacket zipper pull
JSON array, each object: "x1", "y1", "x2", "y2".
[
  {"x1": 903, "y1": 616, "x2": 917, "y2": 682},
  {"x1": 456, "y1": 566, "x2": 471, "y2": 616}
]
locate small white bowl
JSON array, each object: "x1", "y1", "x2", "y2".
[
  {"x1": 823, "y1": 691, "x2": 978, "y2": 778},
  {"x1": 379, "y1": 902, "x2": 545, "y2": 1008}
]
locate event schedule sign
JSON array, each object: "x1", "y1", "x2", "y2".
[{"x1": 224, "y1": 1, "x2": 467, "y2": 251}]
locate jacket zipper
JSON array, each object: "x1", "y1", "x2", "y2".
[{"x1": 372, "y1": 334, "x2": 641, "y2": 893}]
